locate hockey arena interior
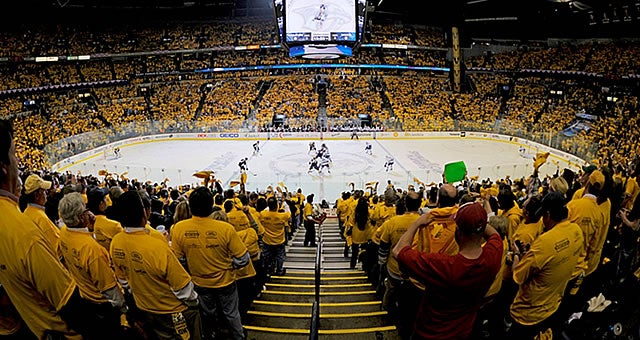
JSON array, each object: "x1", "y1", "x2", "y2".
[{"x1": 1, "y1": 0, "x2": 640, "y2": 339}]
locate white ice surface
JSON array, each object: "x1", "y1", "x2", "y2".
[{"x1": 59, "y1": 138, "x2": 572, "y2": 202}]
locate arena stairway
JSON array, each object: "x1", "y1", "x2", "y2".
[{"x1": 244, "y1": 216, "x2": 401, "y2": 340}]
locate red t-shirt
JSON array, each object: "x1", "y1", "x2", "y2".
[{"x1": 397, "y1": 233, "x2": 503, "y2": 340}]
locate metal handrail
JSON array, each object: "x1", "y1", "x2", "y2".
[{"x1": 309, "y1": 221, "x2": 322, "y2": 340}]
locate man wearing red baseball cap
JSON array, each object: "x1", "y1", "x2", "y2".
[{"x1": 392, "y1": 202, "x2": 503, "y2": 339}]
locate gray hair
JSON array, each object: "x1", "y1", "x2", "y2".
[
  {"x1": 59, "y1": 192, "x2": 86, "y2": 227},
  {"x1": 109, "y1": 186, "x2": 124, "y2": 200},
  {"x1": 209, "y1": 209, "x2": 228, "y2": 222}
]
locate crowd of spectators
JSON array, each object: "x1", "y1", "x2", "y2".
[
  {"x1": 5, "y1": 13, "x2": 640, "y2": 339},
  {"x1": 0, "y1": 16, "x2": 638, "y2": 214}
]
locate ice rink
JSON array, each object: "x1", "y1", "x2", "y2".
[{"x1": 55, "y1": 136, "x2": 578, "y2": 202}]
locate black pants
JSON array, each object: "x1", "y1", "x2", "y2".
[
  {"x1": 304, "y1": 220, "x2": 316, "y2": 246},
  {"x1": 507, "y1": 307, "x2": 561, "y2": 340},
  {"x1": 69, "y1": 298, "x2": 124, "y2": 340},
  {"x1": 350, "y1": 243, "x2": 361, "y2": 269}
]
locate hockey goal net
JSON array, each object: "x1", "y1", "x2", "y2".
[{"x1": 102, "y1": 147, "x2": 119, "y2": 160}]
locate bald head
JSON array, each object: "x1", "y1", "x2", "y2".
[{"x1": 438, "y1": 184, "x2": 458, "y2": 208}]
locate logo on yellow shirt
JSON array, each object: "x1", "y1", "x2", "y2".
[{"x1": 554, "y1": 239, "x2": 570, "y2": 252}]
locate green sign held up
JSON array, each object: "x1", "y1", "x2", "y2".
[{"x1": 444, "y1": 161, "x2": 467, "y2": 184}]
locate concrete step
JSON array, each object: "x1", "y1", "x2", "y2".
[{"x1": 246, "y1": 328, "x2": 401, "y2": 340}]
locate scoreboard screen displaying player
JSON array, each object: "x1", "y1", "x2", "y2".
[{"x1": 284, "y1": 0, "x2": 358, "y2": 44}]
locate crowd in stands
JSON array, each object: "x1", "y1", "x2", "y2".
[
  {"x1": 3, "y1": 12, "x2": 640, "y2": 340},
  {"x1": 3, "y1": 114, "x2": 640, "y2": 339}
]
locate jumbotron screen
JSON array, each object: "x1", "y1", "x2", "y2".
[{"x1": 284, "y1": 0, "x2": 357, "y2": 44}]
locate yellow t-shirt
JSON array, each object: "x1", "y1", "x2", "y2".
[
  {"x1": 295, "y1": 193, "x2": 305, "y2": 214},
  {"x1": 248, "y1": 206, "x2": 266, "y2": 236},
  {"x1": 349, "y1": 219, "x2": 373, "y2": 245},
  {"x1": 512, "y1": 220, "x2": 544, "y2": 249},
  {"x1": 567, "y1": 195, "x2": 605, "y2": 277},
  {"x1": 337, "y1": 197, "x2": 352, "y2": 224},
  {"x1": 23, "y1": 204, "x2": 61, "y2": 255},
  {"x1": 345, "y1": 198, "x2": 359, "y2": 229},
  {"x1": 259, "y1": 210, "x2": 289, "y2": 245},
  {"x1": 500, "y1": 204, "x2": 523, "y2": 244},
  {"x1": 170, "y1": 217, "x2": 248, "y2": 288},
  {"x1": 568, "y1": 196, "x2": 611, "y2": 277},
  {"x1": 510, "y1": 220, "x2": 583, "y2": 325},
  {"x1": 379, "y1": 212, "x2": 420, "y2": 277},
  {"x1": 589, "y1": 199, "x2": 611, "y2": 276},
  {"x1": 303, "y1": 202, "x2": 315, "y2": 221},
  {"x1": 0, "y1": 196, "x2": 78, "y2": 339},
  {"x1": 571, "y1": 187, "x2": 585, "y2": 201},
  {"x1": 93, "y1": 215, "x2": 124, "y2": 252},
  {"x1": 59, "y1": 226, "x2": 118, "y2": 304},
  {"x1": 227, "y1": 209, "x2": 252, "y2": 231},
  {"x1": 235, "y1": 228, "x2": 258, "y2": 280},
  {"x1": 371, "y1": 225, "x2": 384, "y2": 245},
  {"x1": 371, "y1": 204, "x2": 396, "y2": 228},
  {"x1": 625, "y1": 177, "x2": 639, "y2": 209},
  {"x1": 110, "y1": 228, "x2": 190, "y2": 314},
  {"x1": 485, "y1": 238, "x2": 509, "y2": 298}
]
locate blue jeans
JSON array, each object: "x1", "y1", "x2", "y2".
[
  {"x1": 263, "y1": 243, "x2": 286, "y2": 275},
  {"x1": 195, "y1": 282, "x2": 244, "y2": 340}
]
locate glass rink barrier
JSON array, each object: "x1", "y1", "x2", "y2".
[{"x1": 50, "y1": 123, "x2": 588, "y2": 203}]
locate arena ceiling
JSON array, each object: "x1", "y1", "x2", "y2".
[{"x1": 3, "y1": 0, "x2": 639, "y2": 39}]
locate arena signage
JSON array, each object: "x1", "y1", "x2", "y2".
[{"x1": 219, "y1": 133, "x2": 239, "y2": 138}]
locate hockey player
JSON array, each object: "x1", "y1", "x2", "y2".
[
  {"x1": 384, "y1": 155, "x2": 394, "y2": 172},
  {"x1": 319, "y1": 143, "x2": 329, "y2": 157},
  {"x1": 364, "y1": 142, "x2": 372, "y2": 155},
  {"x1": 319, "y1": 154, "x2": 331, "y2": 174},
  {"x1": 253, "y1": 141, "x2": 260, "y2": 154},
  {"x1": 239, "y1": 157, "x2": 249, "y2": 171},
  {"x1": 114, "y1": 147, "x2": 121, "y2": 158},
  {"x1": 351, "y1": 129, "x2": 359, "y2": 140},
  {"x1": 309, "y1": 141, "x2": 316, "y2": 154},
  {"x1": 322, "y1": 148, "x2": 332, "y2": 163},
  {"x1": 308, "y1": 157, "x2": 320, "y2": 174}
]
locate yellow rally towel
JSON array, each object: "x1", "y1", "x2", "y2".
[
  {"x1": 533, "y1": 152, "x2": 550, "y2": 170},
  {"x1": 240, "y1": 172, "x2": 247, "y2": 184},
  {"x1": 193, "y1": 170, "x2": 214, "y2": 179},
  {"x1": 480, "y1": 186, "x2": 499, "y2": 198}
]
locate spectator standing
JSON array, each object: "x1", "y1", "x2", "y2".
[
  {"x1": 303, "y1": 194, "x2": 322, "y2": 247},
  {"x1": 111, "y1": 190, "x2": 201, "y2": 340},
  {"x1": 171, "y1": 187, "x2": 249, "y2": 340},
  {"x1": 223, "y1": 200, "x2": 259, "y2": 320},
  {"x1": 0, "y1": 119, "x2": 84, "y2": 339},
  {"x1": 87, "y1": 185, "x2": 124, "y2": 252},
  {"x1": 562, "y1": 169, "x2": 611, "y2": 315},
  {"x1": 392, "y1": 201, "x2": 502, "y2": 340},
  {"x1": 22, "y1": 174, "x2": 61, "y2": 256},
  {"x1": 508, "y1": 191, "x2": 583, "y2": 339},
  {"x1": 344, "y1": 196, "x2": 374, "y2": 269},
  {"x1": 58, "y1": 192, "x2": 127, "y2": 339},
  {"x1": 377, "y1": 191, "x2": 422, "y2": 337},
  {"x1": 259, "y1": 196, "x2": 290, "y2": 276}
]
